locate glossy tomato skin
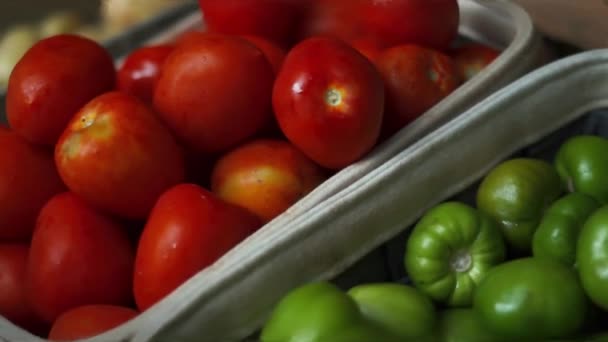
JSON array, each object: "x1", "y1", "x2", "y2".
[
  {"x1": 449, "y1": 43, "x2": 500, "y2": 82},
  {"x1": 198, "y1": 0, "x2": 303, "y2": 46},
  {"x1": 6, "y1": 34, "x2": 115, "y2": 146},
  {"x1": 55, "y1": 92, "x2": 185, "y2": 220},
  {"x1": 133, "y1": 184, "x2": 261, "y2": 311},
  {"x1": 347, "y1": 283, "x2": 436, "y2": 340},
  {"x1": 473, "y1": 258, "x2": 587, "y2": 340},
  {"x1": 273, "y1": 37, "x2": 384, "y2": 170},
  {"x1": 0, "y1": 130, "x2": 65, "y2": 241},
  {"x1": 117, "y1": 45, "x2": 174, "y2": 103},
  {"x1": 0, "y1": 244, "x2": 47, "y2": 334},
  {"x1": 577, "y1": 205, "x2": 608, "y2": 311},
  {"x1": 377, "y1": 45, "x2": 460, "y2": 137},
  {"x1": 357, "y1": 0, "x2": 459, "y2": 50},
  {"x1": 211, "y1": 139, "x2": 326, "y2": 223},
  {"x1": 241, "y1": 35, "x2": 287, "y2": 75},
  {"x1": 27, "y1": 192, "x2": 134, "y2": 324},
  {"x1": 154, "y1": 34, "x2": 274, "y2": 154},
  {"x1": 48, "y1": 305, "x2": 138, "y2": 341}
]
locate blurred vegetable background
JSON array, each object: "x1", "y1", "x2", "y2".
[{"x1": 0, "y1": 0, "x2": 192, "y2": 88}]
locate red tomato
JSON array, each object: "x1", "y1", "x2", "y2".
[
  {"x1": 297, "y1": 0, "x2": 356, "y2": 41},
  {"x1": 450, "y1": 42, "x2": 500, "y2": 81},
  {"x1": 357, "y1": 0, "x2": 460, "y2": 50},
  {"x1": 48, "y1": 305, "x2": 138, "y2": 341},
  {"x1": 134, "y1": 184, "x2": 261, "y2": 311},
  {"x1": 55, "y1": 92, "x2": 185, "y2": 220},
  {"x1": 376, "y1": 44, "x2": 460, "y2": 137},
  {"x1": 27, "y1": 192, "x2": 134, "y2": 323},
  {"x1": 198, "y1": 0, "x2": 303, "y2": 46},
  {"x1": 0, "y1": 130, "x2": 65, "y2": 241},
  {"x1": 348, "y1": 36, "x2": 386, "y2": 62},
  {"x1": 117, "y1": 45, "x2": 175, "y2": 103},
  {"x1": 240, "y1": 35, "x2": 286, "y2": 75},
  {"x1": 212, "y1": 139, "x2": 326, "y2": 223},
  {"x1": 0, "y1": 244, "x2": 46, "y2": 334},
  {"x1": 154, "y1": 34, "x2": 274, "y2": 154},
  {"x1": 6, "y1": 34, "x2": 115, "y2": 146},
  {"x1": 273, "y1": 37, "x2": 384, "y2": 169}
]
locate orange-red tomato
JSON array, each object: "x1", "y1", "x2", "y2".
[
  {"x1": 0, "y1": 130, "x2": 65, "y2": 241},
  {"x1": 117, "y1": 45, "x2": 175, "y2": 103},
  {"x1": 273, "y1": 37, "x2": 384, "y2": 169},
  {"x1": 6, "y1": 35, "x2": 115, "y2": 146},
  {"x1": 55, "y1": 92, "x2": 185, "y2": 220},
  {"x1": 198, "y1": 0, "x2": 304, "y2": 46},
  {"x1": 154, "y1": 34, "x2": 275, "y2": 154},
  {"x1": 212, "y1": 139, "x2": 326, "y2": 223},
  {"x1": 0, "y1": 244, "x2": 47, "y2": 335},
  {"x1": 376, "y1": 44, "x2": 460, "y2": 137},
  {"x1": 48, "y1": 305, "x2": 138, "y2": 341},
  {"x1": 134, "y1": 184, "x2": 261, "y2": 311},
  {"x1": 27, "y1": 192, "x2": 134, "y2": 323},
  {"x1": 241, "y1": 35, "x2": 287, "y2": 75},
  {"x1": 450, "y1": 42, "x2": 500, "y2": 81}
]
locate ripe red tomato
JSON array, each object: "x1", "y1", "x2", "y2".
[
  {"x1": 48, "y1": 305, "x2": 138, "y2": 341},
  {"x1": 241, "y1": 35, "x2": 286, "y2": 75},
  {"x1": 117, "y1": 45, "x2": 175, "y2": 103},
  {"x1": 6, "y1": 34, "x2": 115, "y2": 146},
  {"x1": 298, "y1": 0, "x2": 360, "y2": 42},
  {"x1": 450, "y1": 42, "x2": 500, "y2": 82},
  {"x1": 273, "y1": 37, "x2": 384, "y2": 169},
  {"x1": 376, "y1": 45, "x2": 460, "y2": 137},
  {"x1": 133, "y1": 184, "x2": 261, "y2": 311},
  {"x1": 154, "y1": 34, "x2": 274, "y2": 154},
  {"x1": 212, "y1": 139, "x2": 326, "y2": 223},
  {"x1": 198, "y1": 0, "x2": 303, "y2": 46},
  {"x1": 55, "y1": 92, "x2": 185, "y2": 220},
  {"x1": 0, "y1": 130, "x2": 65, "y2": 241},
  {"x1": 0, "y1": 244, "x2": 46, "y2": 334},
  {"x1": 348, "y1": 36, "x2": 386, "y2": 62},
  {"x1": 27, "y1": 192, "x2": 134, "y2": 323},
  {"x1": 357, "y1": 0, "x2": 460, "y2": 50}
]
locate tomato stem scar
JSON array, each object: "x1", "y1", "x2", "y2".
[{"x1": 325, "y1": 88, "x2": 342, "y2": 107}]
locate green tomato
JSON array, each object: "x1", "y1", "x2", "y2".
[
  {"x1": 436, "y1": 309, "x2": 510, "y2": 342},
  {"x1": 532, "y1": 192, "x2": 600, "y2": 266},
  {"x1": 473, "y1": 257, "x2": 588, "y2": 340},
  {"x1": 347, "y1": 283, "x2": 436, "y2": 340},
  {"x1": 555, "y1": 135, "x2": 608, "y2": 204},
  {"x1": 476, "y1": 158, "x2": 563, "y2": 252},
  {"x1": 576, "y1": 205, "x2": 608, "y2": 311},
  {"x1": 404, "y1": 201, "x2": 506, "y2": 307},
  {"x1": 260, "y1": 282, "x2": 398, "y2": 342}
]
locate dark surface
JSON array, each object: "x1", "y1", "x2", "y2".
[{"x1": 0, "y1": 1, "x2": 101, "y2": 33}]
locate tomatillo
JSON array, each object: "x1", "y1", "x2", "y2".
[
  {"x1": 532, "y1": 192, "x2": 600, "y2": 266},
  {"x1": 555, "y1": 135, "x2": 608, "y2": 204},
  {"x1": 347, "y1": 283, "x2": 436, "y2": 340},
  {"x1": 260, "y1": 282, "x2": 399, "y2": 342},
  {"x1": 404, "y1": 201, "x2": 506, "y2": 307},
  {"x1": 476, "y1": 158, "x2": 563, "y2": 252},
  {"x1": 473, "y1": 257, "x2": 588, "y2": 340},
  {"x1": 577, "y1": 205, "x2": 608, "y2": 311}
]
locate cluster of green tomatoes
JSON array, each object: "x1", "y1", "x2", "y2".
[{"x1": 259, "y1": 135, "x2": 608, "y2": 342}]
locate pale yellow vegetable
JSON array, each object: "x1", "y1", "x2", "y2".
[
  {"x1": 39, "y1": 11, "x2": 83, "y2": 38},
  {"x1": 0, "y1": 24, "x2": 39, "y2": 88},
  {"x1": 101, "y1": 0, "x2": 189, "y2": 33}
]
